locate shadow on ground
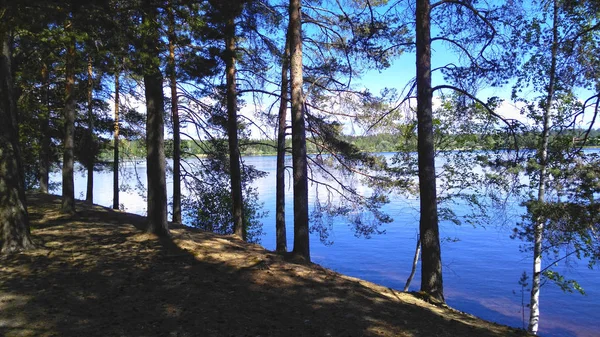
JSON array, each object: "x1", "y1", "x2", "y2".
[{"x1": 0, "y1": 193, "x2": 531, "y2": 337}]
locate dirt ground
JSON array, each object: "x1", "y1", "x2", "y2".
[{"x1": 0, "y1": 193, "x2": 531, "y2": 337}]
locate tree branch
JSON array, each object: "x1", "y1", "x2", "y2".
[{"x1": 432, "y1": 84, "x2": 521, "y2": 153}]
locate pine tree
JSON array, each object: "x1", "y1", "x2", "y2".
[{"x1": 0, "y1": 18, "x2": 35, "y2": 254}]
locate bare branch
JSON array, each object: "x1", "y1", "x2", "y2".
[{"x1": 430, "y1": 0, "x2": 496, "y2": 58}]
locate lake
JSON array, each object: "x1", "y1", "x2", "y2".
[{"x1": 52, "y1": 154, "x2": 598, "y2": 337}]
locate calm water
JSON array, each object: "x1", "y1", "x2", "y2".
[{"x1": 52, "y1": 155, "x2": 598, "y2": 337}]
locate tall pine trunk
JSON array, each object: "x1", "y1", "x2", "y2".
[
  {"x1": 289, "y1": 0, "x2": 310, "y2": 262},
  {"x1": 167, "y1": 6, "x2": 182, "y2": 224},
  {"x1": 86, "y1": 56, "x2": 94, "y2": 204},
  {"x1": 276, "y1": 35, "x2": 290, "y2": 253},
  {"x1": 143, "y1": 7, "x2": 169, "y2": 236},
  {"x1": 0, "y1": 28, "x2": 34, "y2": 254},
  {"x1": 113, "y1": 71, "x2": 120, "y2": 210},
  {"x1": 61, "y1": 31, "x2": 76, "y2": 213},
  {"x1": 528, "y1": 1, "x2": 558, "y2": 333},
  {"x1": 39, "y1": 63, "x2": 50, "y2": 194},
  {"x1": 224, "y1": 15, "x2": 245, "y2": 240},
  {"x1": 416, "y1": 0, "x2": 444, "y2": 302}
]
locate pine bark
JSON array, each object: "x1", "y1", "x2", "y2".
[
  {"x1": 39, "y1": 63, "x2": 50, "y2": 194},
  {"x1": 143, "y1": 7, "x2": 169, "y2": 236},
  {"x1": 85, "y1": 56, "x2": 94, "y2": 204},
  {"x1": 289, "y1": 0, "x2": 310, "y2": 262},
  {"x1": 167, "y1": 6, "x2": 182, "y2": 224},
  {"x1": 276, "y1": 35, "x2": 290, "y2": 253},
  {"x1": 416, "y1": 0, "x2": 444, "y2": 302},
  {"x1": 61, "y1": 31, "x2": 76, "y2": 213},
  {"x1": 224, "y1": 15, "x2": 245, "y2": 240},
  {"x1": 0, "y1": 28, "x2": 34, "y2": 254},
  {"x1": 113, "y1": 71, "x2": 120, "y2": 210}
]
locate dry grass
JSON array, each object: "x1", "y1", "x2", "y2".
[{"x1": 0, "y1": 193, "x2": 530, "y2": 337}]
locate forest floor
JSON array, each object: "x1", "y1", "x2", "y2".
[{"x1": 0, "y1": 193, "x2": 531, "y2": 337}]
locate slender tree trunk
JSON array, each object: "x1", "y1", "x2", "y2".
[
  {"x1": 0, "y1": 28, "x2": 34, "y2": 254},
  {"x1": 61, "y1": 31, "x2": 76, "y2": 213},
  {"x1": 86, "y1": 56, "x2": 94, "y2": 204},
  {"x1": 113, "y1": 71, "x2": 120, "y2": 210},
  {"x1": 39, "y1": 63, "x2": 50, "y2": 194},
  {"x1": 416, "y1": 0, "x2": 444, "y2": 302},
  {"x1": 276, "y1": 35, "x2": 290, "y2": 253},
  {"x1": 167, "y1": 6, "x2": 182, "y2": 224},
  {"x1": 225, "y1": 15, "x2": 245, "y2": 240},
  {"x1": 404, "y1": 236, "x2": 421, "y2": 292},
  {"x1": 528, "y1": 1, "x2": 558, "y2": 334},
  {"x1": 289, "y1": 0, "x2": 310, "y2": 262},
  {"x1": 143, "y1": 7, "x2": 169, "y2": 236}
]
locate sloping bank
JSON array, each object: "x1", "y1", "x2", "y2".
[{"x1": 0, "y1": 193, "x2": 530, "y2": 337}]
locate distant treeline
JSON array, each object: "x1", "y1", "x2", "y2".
[{"x1": 99, "y1": 129, "x2": 600, "y2": 161}]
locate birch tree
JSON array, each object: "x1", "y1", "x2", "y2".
[{"x1": 506, "y1": 0, "x2": 600, "y2": 333}]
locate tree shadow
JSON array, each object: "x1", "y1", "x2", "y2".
[
  {"x1": 1, "y1": 193, "x2": 532, "y2": 337},
  {"x1": 26, "y1": 193, "x2": 146, "y2": 230}
]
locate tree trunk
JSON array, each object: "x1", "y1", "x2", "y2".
[
  {"x1": 143, "y1": 7, "x2": 169, "y2": 236},
  {"x1": 113, "y1": 71, "x2": 120, "y2": 210},
  {"x1": 404, "y1": 236, "x2": 421, "y2": 292},
  {"x1": 39, "y1": 63, "x2": 50, "y2": 194},
  {"x1": 289, "y1": 0, "x2": 310, "y2": 262},
  {"x1": 62, "y1": 31, "x2": 76, "y2": 213},
  {"x1": 225, "y1": 15, "x2": 245, "y2": 240},
  {"x1": 528, "y1": 1, "x2": 558, "y2": 334},
  {"x1": 416, "y1": 0, "x2": 444, "y2": 303},
  {"x1": 0, "y1": 28, "x2": 34, "y2": 254},
  {"x1": 276, "y1": 35, "x2": 290, "y2": 253},
  {"x1": 86, "y1": 56, "x2": 94, "y2": 204},
  {"x1": 167, "y1": 6, "x2": 182, "y2": 224}
]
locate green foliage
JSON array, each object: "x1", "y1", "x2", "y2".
[
  {"x1": 543, "y1": 270, "x2": 585, "y2": 295},
  {"x1": 303, "y1": 113, "x2": 394, "y2": 243},
  {"x1": 487, "y1": 0, "x2": 600, "y2": 305},
  {"x1": 514, "y1": 152, "x2": 600, "y2": 267},
  {"x1": 182, "y1": 139, "x2": 266, "y2": 243}
]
